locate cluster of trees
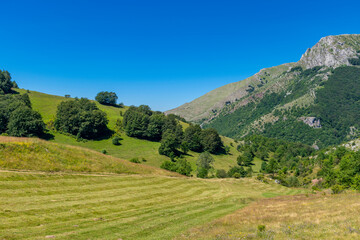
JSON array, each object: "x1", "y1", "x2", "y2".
[
  {"x1": 0, "y1": 70, "x2": 18, "y2": 94},
  {"x1": 55, "y1": 98, "x2": 109, "y2": 139},
  {"x1": 95, "y1": 91, "x2": 120, "y2": 106},
  {"x1": 0, "y1": 93, "x2": 45, "y2": 137},
  {"x1": 316, "y1": 146, "x2": 360, "y2": 192},
  {"x1": 123, "y1": 105, "x2": 224, "y2": 159}
]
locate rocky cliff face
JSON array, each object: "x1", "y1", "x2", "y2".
[{"x1": 299, "y1": 34, "x2": 360, "y2": 69}]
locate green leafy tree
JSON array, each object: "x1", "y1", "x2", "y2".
[
  {"x1": 200, "y1": 128, "x2": 224, "y2": 154},
  {"x1": 146, "y1": 114, "x2": 166, "y2": 141},
  {"x1": 0, "y1": 70, "x2": 13, "y2": 94},
  {"x1": 123, "y1": 106, "x2": 150, "y2": 138},
  {"x1": 183, "y1": 124, "x2": 203, "y2": 152},
  {"x1": 7, "y1": 107, "x2": 45, "y2": 137},
  {"x1": 95, "y1": 91, "x2": 118, "y2": 106},
  {"x1": 196, "y1": 152, "x2": 214, "y2": 178},
  {"x1": 54, "y1": 98, "x2": 109, "y2": 139},
  {"x1": 158, "y1": 129, "x2": 180, "y2": 157},
  {"x1": 0, "y1": 93, "x2": 44, "y2": 137}
]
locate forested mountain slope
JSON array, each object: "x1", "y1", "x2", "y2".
[{"x1": 167, "y1": 34, "x2": 360, "y2": 148}]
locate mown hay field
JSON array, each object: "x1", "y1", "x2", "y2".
[{"x1": 0, "y1": 172, "x2": 303, "y2": 240}]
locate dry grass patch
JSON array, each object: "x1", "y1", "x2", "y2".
[{"x1": 176, "y1": 193, "x2": 360, "y2": 240}]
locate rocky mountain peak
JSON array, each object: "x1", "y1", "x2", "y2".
[{"x1": 299, "y1": 34, "x2": 360, "y2": 69}]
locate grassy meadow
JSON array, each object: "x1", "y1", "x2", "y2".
[
  {"x1": 15, "y1": 89, "x2": 244, "y2": 172},
  {"x1": 0, "y1": 136, "x2": 179, "y2": 177},
  {"x1": 0, "y1": 171, "x2": 304, "y2": 240}
]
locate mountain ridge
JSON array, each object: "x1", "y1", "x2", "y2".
[
  {"x1": 166, "y1": 34, "x2": 360, "y2": 148},
  {"x1": 166, "y1": 34, "x2": 360, "y2": 124}
]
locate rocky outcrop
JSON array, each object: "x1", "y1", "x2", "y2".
[
  {"x1": 299, "y1": 117, "x2": 321, "y2": 128},
  {"x1": 299, "y1": 34, "x2": 360, "y2": 69}
]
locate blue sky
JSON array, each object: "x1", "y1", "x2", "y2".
[{"x1": 1, "y1": 0, "x2": 360, "y2": 111}]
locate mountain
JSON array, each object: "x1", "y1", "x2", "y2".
[{"x1": 166, "y1": 34, "x2": 360, "y2": 148}]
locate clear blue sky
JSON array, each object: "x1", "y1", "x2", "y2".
[{"x1": 1, "y1": 0, "x2": 360, "y2": 111}]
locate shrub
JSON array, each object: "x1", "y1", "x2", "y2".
[
  {"x1": 161, "y1": 159, "x2": 192, "y2": 176},
  {"x1": 233, "y1": 172, "x2": 241, "y2": 179},
  {"x1": 331, "y1": 184, "x2": 344, "y2": 194},
  {"x1": 258, "y1": 225, "x2": 266, "y2": 232},
  {"x1": 130, "y1": 158, "x2": 141, "y2": 163},
  {"x1": 101, "y1": 149, "x2": 107, "y2": 154},
  {"x1": 112, "y1": 136, "x2": 121, "y2": 145},
  {"x1": 216, "y1": 169, "x2": 227, "y2": 178},
  {"x1": 197, "y1": 167, "x2": 208, "y2": 178}
]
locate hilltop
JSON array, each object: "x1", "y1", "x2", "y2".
[
  {"x1": 166, "y1": 34, "x2": 360, "y2": 148},
  {"x1": 14, "y1": 89, "x2": 242, "y2": 173}
]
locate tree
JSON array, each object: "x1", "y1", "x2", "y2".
[
  {"x1": 54, "y1": 98, "x2": 109, "y2": 139},
  {"x1": 196, "y1": 152, "x2": 214, "y2": 178},
  {"x1": 95, "y1": 91, "x2": 118, "y2": 106},
  {"x1": 158, "y1": 129, "x2": 180, "y2": 157},
  {"x1": 0, "y1": 93, "x2": 45, "y2": 137},
  {"x1": 200, "y1": 128, "x2": 224, "y2": 154},
  {"x1": 123, "y1": 107, "x2": 150, "y2": 138},
  {"x1": 0, "y1": 70, "x2": 13, "y2": 94},
  {"x1": 266, "y1": 158, "x2": 278, "y2": 175},
  {"x1": 183, "y1": 125, "x2": 203, "y2": 152},
  {"x1": 146, "y1": 114, "x2": 166, "y2": 141},
  {"x1": 243, "y1": 150, "x2": 254, "y2": 166},
  {"x1": 7, "y1": 107, "x2": 45, "y2": 137}
]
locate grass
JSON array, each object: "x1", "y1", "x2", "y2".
[
  {"x1": 0, "y1": 136, "x2": 178, "y2": 177},
  {"x1": 14, "y1": 89, "x2": 240, "y2": 172},
  {"x1": 0, "y1": 171, "x2": 305, "y2": 240},
  {"x1": 176, "y1": 192, "x2": 360, "y2": 240}
]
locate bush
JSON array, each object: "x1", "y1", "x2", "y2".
[
  {"x1": 101, "y1": 149, "x2": 107, "y2": 154},
  {"x1": 233, "y1": 172, "x2": 241, "y2": 179},
  {"x1": 130, "y1": 158, "x2": 141, "y2": 163},
  {"x1": 112, "y1": 136, "x2": 121, "y2": 145},
  {"x1": 161, "y1": 159, "x2": 192, "y2": 176},
  {"x1": 197, "y1": 167, "x2": 208, "y2": 178},
  {"x1": 216, "y1": 169, "x2": 227, "y2": 178},
  {"x1": 331, "y1": 184, "x2": 344, "y2": 194},
  {"x1": 258, "y1": 225, "x2": 266, "y2": 232}
]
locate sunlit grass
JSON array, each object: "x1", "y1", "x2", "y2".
[
  {"x1": 176, "y1": 192, "x2": 360, "y2": 240},
  {"x1": 0, "y1": 171, "x2": 304, "y2": 240}
]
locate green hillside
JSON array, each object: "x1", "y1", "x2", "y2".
[
  {"x1": 0, "y1": 171, "x2": 304, "y2": 240},
  {"x1": 0, "y1": 136, "x2": 179, "y2": 176},
  {"x1": 15, "y1": 89, "x2": 240, "y2": 172}
]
